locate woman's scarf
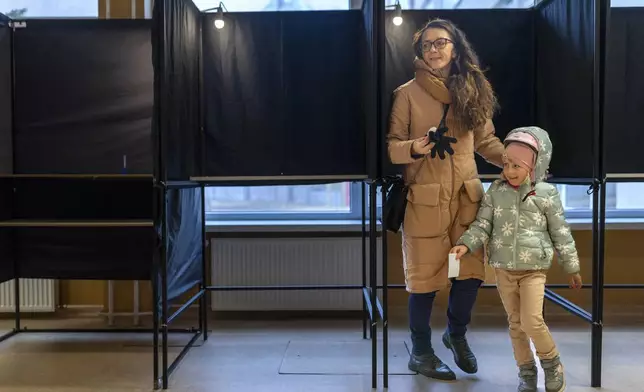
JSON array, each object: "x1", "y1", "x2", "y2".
[{"x1": 413, "y1": 58, "x2": 451, "y2": 105}]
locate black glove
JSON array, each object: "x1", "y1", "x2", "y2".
[
  {"x1": 434, "y1": 134, "x2": 457, "y2": 159},
  {"x1": 427, "y1": 126, "x2": 457, "y2": 160}
]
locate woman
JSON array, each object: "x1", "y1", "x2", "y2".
[{"x1": 387, "y1": 19, "x2": 505, "y2": 381}]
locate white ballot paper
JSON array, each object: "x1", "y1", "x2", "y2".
[{"x1": 448, "y1": 253, "x2": 460, "y2": 278}]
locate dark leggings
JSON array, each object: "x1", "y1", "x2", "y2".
[{"x1": 409, "y1": 278, "x2": 483, "y2": 355}]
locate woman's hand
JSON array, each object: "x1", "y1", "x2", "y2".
[
  {"x1": 412, "y1": 133, "x2": 435, "y2": 156},
  {"x1": 450, "y1": 245, "x2": 469, "y2": 259},
  {"x1": 569, "y1": 273, "x2": 582, "y2": 290}
]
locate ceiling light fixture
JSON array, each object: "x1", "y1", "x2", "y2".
[
  {"x1": 386, "y1": 0, "x2": 403, "y2": 26},
  {"x1": 203, "y1": 2, "x2": 228, "y2": 30}
]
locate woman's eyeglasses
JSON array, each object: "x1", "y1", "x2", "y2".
[{"x1": 421, "y1": 38, "x2": 453, "y2": 52}]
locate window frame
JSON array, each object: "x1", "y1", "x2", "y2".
[{"x1": 1, "y1": 1, "x2": 100, "y2": 19}]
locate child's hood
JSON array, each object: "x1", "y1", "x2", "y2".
[{"x1": 506, "y1": 126, "x2": 552, "y2": 183}]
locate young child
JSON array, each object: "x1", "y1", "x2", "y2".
[{"x1": 450, "y1": 126, "x2": 582, "y2": 392}]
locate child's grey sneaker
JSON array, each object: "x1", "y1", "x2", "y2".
[
  {"x1": 517, "y1": 362, "x2": 538, "y2": 392},
  {"x1": 540, "y1": 356, "x2": 566, "y2": 392}
]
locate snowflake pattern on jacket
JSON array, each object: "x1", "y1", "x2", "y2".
[{"x1": 457, "y1": 127, "x2": 581, "y2": 274}]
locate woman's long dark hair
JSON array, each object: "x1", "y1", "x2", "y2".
[{"x1": 413, "y1": 18, "x2": 499, "y2": 131}]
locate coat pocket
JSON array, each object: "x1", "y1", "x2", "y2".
[
  {"x1": 458, "y1": 178, "x2": 485, "y2": 226},
  {"x1": 403, "y1": 183, "x2": 443, "y2": 237}
]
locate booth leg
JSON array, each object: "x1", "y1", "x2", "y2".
[
  {"x1": 591, "y1": 181, "x2": 606, "y2": 388},
  {"x1": 160, "y1": 189, "x2": 169, "y2": 390},
  {"x1": 591, "y1": 0, "x2": 609, "y2": 384},
  {"x1": 369, "y1": 182, "x2": 378, "y2": 389},
  {"x1": 107, "y1": 280, "x2": 115, "y2": 326},
  {"x1": 133, "y1": 280, "x2": 140, "y2": 326},
  {"x1": 153, "y1": 269, "x2": 160, "y2": 390},
  {"x1": 361, "y1": 182, "x2": 368, "y2": 340},
  {"x1": 152, "y1": 220, "x2": 161, "y2": 391},
  {"x1": 381, "y1": 184, "x2": 388, "y2": 388},
  {"x1": 162, "y1": 322, "x2": 169, "y2": 389},
  {"x1": 14, "y1": 277, "x2": 20, "y2": 331},
  {"x1": 200, "y1": 185, "x2": 209, "y2": 342}
]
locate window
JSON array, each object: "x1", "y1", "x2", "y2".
[
  {"x1": 205, "y1": 182, "x2": 361, "y2": 220},
  {"x1": 385, "y1": 0, "x2": 536, "y2": 10},
  {"x1": 384, "y1": 0, "x2": 644, "y2": 9},
  {"x1": 0, "y1": 0, "x2": 98, "y2": 18},
  {"x1": 611, "y1": 0, "x2": 644, "y2": 6},
  {"x1": 561, "y1": 182, "x2": 644, "y2": 220},
  {"x1": 192, "y1": 0, "x2": 350, "y2": 12},
  {"x1": 205, "y1": 181, "x2": 644, "y2": 222},
  {"x1": 205, "y1": 182, "x2": 389, "y2": 221}
]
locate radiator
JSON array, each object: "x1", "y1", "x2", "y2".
[
  {"x1": 0, "y1": 279, "x2": 57, "y2": 313},
  {"x1": 210, "y1": 237, "x2": 383, "y2": 311}
]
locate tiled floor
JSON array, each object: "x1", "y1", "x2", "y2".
[{"x1": 0, "y1": 313, "x2": 641, "y2": 392}]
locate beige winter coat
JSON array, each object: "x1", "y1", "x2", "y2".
[{"x1": 387, "y1": 59, "x2": 505, "y2": 293}]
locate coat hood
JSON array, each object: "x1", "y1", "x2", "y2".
[{"x1": 505, "y1": 126, "x2": 552, "y2": 183}]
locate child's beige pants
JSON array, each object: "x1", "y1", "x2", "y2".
[{"x1": 494, "y1": 268, "x2": 560, "y2": 366}]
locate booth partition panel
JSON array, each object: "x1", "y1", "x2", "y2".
[
  {"x1": 281, "y1": 12, "x2": 365, "y2": 177},
  {"x1": 10, "y1": 178, "x2": 154, "y2": 280},
  {"x1": 12, "y1": 20, "x2": 153, "y2": 175},
  {"x1": 0, "y1": 15, "x2": 13, "y2": 285},
  {"x1": 535, "y1": 0, "x2": 596, "y2": 180},
  {"x1": 202, "y1": 11, "x2": 368, "y2": 179},
  {"x1": 202, "y1": 13, "x2": 288, "y2": 178},
  {"x1": 604, "y1": 7, "x2": 644, "y2": 176},
  {"x1": 361, "y1": 0, "x2": 379, "y2": 180},
  {"x1": 153, "y1": 0, "x2": 202, "y2": 181},
  {"x1": 163, "y1": 187, "x2": 204, "y2": 304},
  {"x1": 16, "y1": 227, "x2": 154, "y2": 280},
  {"x1": 5, "y1": 19, "x2": 157, "y2": 283},
  {"x1": 10, "y1": 178, "x2": 152, "y2": 221},
  {"x1": 0, "y1": 14, "x2": 11, "y2": 175}
]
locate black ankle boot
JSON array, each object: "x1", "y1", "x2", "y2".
[
  {"x1": 442, "y1": 331, "x2": 478, "y2": 374},
  {"x1": 408, "y1": 351, "x2": 456, "y2": 381}
]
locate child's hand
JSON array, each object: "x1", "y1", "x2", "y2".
[
  {"x1": 450, "y1": 245, "x2": 468, "y2": 259},
  {"x1": 569, "y1": 273, "x2": 582, "y2": 290}
]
